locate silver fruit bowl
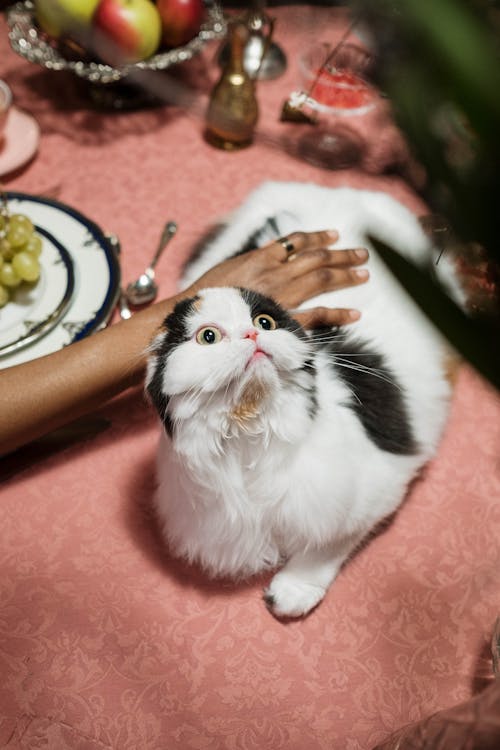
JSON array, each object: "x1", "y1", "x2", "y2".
[{"x1": 7, "y1": 0, "x2": 226, "y2": 84}]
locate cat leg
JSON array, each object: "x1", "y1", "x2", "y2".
[{"x1": 264, "y1": 535, "x2": 363, "y2": 618}]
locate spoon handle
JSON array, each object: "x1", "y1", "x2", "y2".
[
  {"x1": 118, "y1": 289, "x2": 132, "y2": 320},
  {"x1": 105, "y1": 232, "x2": 132, "y2": 319},
  {"x1": 149, "y1": 221, "x2": 178, "y2": 272}
]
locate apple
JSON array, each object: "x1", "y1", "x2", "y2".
[
  {"x1": 92, "y1": 0, "x2": 162, "y2": 62},
  {"x1": 35, "y1": 0, "x2": 100, "y2": 38},
  {"x1": 156, "y1": 0, "x2": 204, "y2": 48}
]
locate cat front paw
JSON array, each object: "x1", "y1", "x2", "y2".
[{"x1": 264, "y1": 573, "x2": 326, "y2": 619}]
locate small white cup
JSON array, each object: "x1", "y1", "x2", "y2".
[{"x1": 0, "y1": 80, "x2": 13, "y2": 146}]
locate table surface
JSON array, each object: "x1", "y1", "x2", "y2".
[{"x1": 1, "y1": 6, "x2": 499, "y2": 750}]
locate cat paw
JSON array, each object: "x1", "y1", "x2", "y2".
[{"x1": 264, "y1": 574, "x2": 326, "y2": 618}]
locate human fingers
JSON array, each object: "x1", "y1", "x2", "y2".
[
  {"x1": 186, "y1": 230, "x2": 366, "y2": 302},
  {"x1": 287, "y1": 246, "x2": 369, "y2": 275},
  {"x1": 273, "y1": 265, "x2": 369, "y2": 309},
  {"x1": 263, "y1": 229, "x2": 339, "y2": 262},
  {"x1": 188, "y1": 228, "x2": 343, "y2": 292},
  {"x1": 293, "y1": 306, "x2": 361, "y2": 329}
]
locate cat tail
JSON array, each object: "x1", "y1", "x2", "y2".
[
  {"x1": 355, "y1": 189, "x2": 467, "y2": 309},
  {"x1": 180, "y1": 180, "x2": 467, "y2": 309}
]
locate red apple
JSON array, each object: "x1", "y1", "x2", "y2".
[
  {"x1": 156, "y1": 0, "x2": 204, "y2": 48},
  {"x1": 93, "y1": 0, "x2": 162, "y2": 62}
]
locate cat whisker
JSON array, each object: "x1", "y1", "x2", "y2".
[
  {"x1": 323, "y1": 349, "x2": 384, "y2": 358},
  {"x1": 332, "y1": 357, "x2": 402, "y2": 389},
  {"x1": 340, "y1": 382, "x2": 363, "y2": 407},
  {"x1": 307, "y1": 332, "x2": 352, "y2": 345},
  {"x1": 182, "y1": 383, "x2": 207, "y2": 412}
]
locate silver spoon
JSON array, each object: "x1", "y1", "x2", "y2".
[{"x1": 125, "y1": 221, "x2": 177, "y2": 307}]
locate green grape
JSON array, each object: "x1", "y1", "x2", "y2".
[
  {"x1": 0, "y1": 284, "x2": 9, "y2": 308},
  {"x1": 25, "y1": 233, "x2": 43, "y2": 257},
  {"x1": 0, "y1": 238, "x2": 13, "y2": 261},
  {"x1": 7, "y1": 214, "x2": 35, "y2": 248},
  {"x1": 0, "y1": 262, "x2": 22, "y2": 288},
  {"x1": 12, "y1": 251, "x2": 40, "y2": 283},
  {"x1": 10, "y1": 213, "x2": 34, "y2": 232},
  {"x1": 0, "y1": 208, "x2": 44, "y2": 307}
]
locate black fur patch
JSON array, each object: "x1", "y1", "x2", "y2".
[
  {"x1": 239, "y1": 288, "x2": 306, "y2": 339},
  {"x1": 311, "y1": 328, "x2": 418, "y2": 455},
  {"x1": 300, "y1": 357, "x2": 318, "y2": 419},
  {"x1": 147, "y1": 295, "x2": 199, "y2": 436},
  {"x1": 233, "y1": 217, "x2": 282, "y2": 257}
]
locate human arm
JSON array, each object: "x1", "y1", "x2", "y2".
[{"x1": 0, "y1": 230, "x2": 368, "y2": 455}]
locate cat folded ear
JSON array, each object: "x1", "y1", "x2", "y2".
[
  {"x1": 144, "y1": 295, "x2": 202, "y2": 438},
  {"x1": 144, "y1": 329, "x2": 168, "y2": 395},
  {"x1": 144, "y1": 331, "x2": 174, "y2": 436},
  {"x1": 145, "y1": 354, "x2": 174, "y2": 437}
]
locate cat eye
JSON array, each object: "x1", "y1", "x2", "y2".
[
  {"x1": 196, "y1": 327, "x2": 223, "y2": 345},
  {"x1": 253, "y1": 314, "x2": 276, "y2": 331}
]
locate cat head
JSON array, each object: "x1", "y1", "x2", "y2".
[{"x1": 146, "y1": 287, "x2": 315, "y2": 436}]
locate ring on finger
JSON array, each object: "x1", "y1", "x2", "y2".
[{"x1": 278, "y1": 235, "x2": 296, "y2": 261}]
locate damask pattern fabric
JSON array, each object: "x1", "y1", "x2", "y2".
[
  {"x1": 1, "y1": 369, "x2": 498, "y2": 749},
  {"x1": 1, "y1": 6, "x2": 499, "y2": 749}
]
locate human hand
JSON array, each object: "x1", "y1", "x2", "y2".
[{"x1": 185, "y1": 229, "x2": 369, "y2": 327}]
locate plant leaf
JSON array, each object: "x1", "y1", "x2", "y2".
[{"x1": 370, "y1": 238, "x2": 500, "y2": 390}]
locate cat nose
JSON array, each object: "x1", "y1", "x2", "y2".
[{"x1": 244, "y1": 329, "x2": 258, "y2": 342}]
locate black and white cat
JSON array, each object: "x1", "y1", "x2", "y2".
[{"x1": 146, "y1": 181, "x2": 464, "y2": 618}]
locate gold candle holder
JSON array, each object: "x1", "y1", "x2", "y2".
[{"x1": 205, "y1": 21, "x2": 259, "y2": 150}]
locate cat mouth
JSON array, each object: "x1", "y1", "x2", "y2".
[{"x1": 246, "y1": 348, "x2": 272, "y2": 369}]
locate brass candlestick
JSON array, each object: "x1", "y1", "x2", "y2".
[
  {"x1": 205, "y1": 21, "x2": 259, "y2": 150},
  {"x1": 217, "y1": 1, "x2": 286, "y2": 81}
]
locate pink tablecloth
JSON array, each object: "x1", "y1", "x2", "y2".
[{"x1": 1, "y1": 6, "x2": 499, "y2": 749}]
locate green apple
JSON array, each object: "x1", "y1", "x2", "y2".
[{"x1": 35, "y1": 0, "x2": 100, "y2": 37}]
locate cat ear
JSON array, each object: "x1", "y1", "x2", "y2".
[
  {"x1": 145, "y1": 331, "x2": 174, "y2": 436},
  {"x1": 149, "y1": 328, "x2": 167, "y2": 351},
  {"x1": 145, "y1": 356, "x2": 174, "y2": 436},
  {"x1": 144, "y1": 330, "x2": 167, "y2": 391}
]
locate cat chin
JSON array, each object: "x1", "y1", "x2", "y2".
[
  {"x1": 245, "y1": 350, "x2": 272, "y2": 369},
  {"x1": 240, "y1": 354, "x2": 280, "y2": 385}
]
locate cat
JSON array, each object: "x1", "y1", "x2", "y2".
[{"x1": 145, "y1": 181, "x2": 464, "y2": 619}]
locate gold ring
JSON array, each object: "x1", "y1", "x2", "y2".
[{"x1": 278, "y1": 236, "x2": 295, "y2": 254}]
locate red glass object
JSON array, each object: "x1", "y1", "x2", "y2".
[
  {"x1": 309, "y1": 67, "x2": 373, "y2": 110},
  {"x1": 300, "y1": 42, "x2": 376, "y2": 116}
]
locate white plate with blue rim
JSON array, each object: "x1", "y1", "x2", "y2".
[{"x1": 0, "y1": 193, "x2": 120, "y2": 369}]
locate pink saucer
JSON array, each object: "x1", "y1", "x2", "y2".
[{"x1": 0, "y1": 106, "x2": 40, "y2": 177}]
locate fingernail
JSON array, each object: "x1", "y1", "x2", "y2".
[
  {"x1": 348, "y1": 310, "x2": 361, "y2": 321},
  {"x1": 327, "y1": 230, "x2": 339, "y2": 240},
  {"x1": 355, "y1": 269, "x2": 369, "y2": 280},
  {"x1": 355, "y1": 248, "x2": 368, "y2": 260}
]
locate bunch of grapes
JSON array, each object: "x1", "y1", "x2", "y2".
[{"x1": 0, "y1": 199, "x2": 43, "y2": 308}]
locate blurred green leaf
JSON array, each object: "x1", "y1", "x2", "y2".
[
  {"x1": 351, "y1": 0, "x2": 500, "y2": 390},
  {"x1": 353, "y1": 0, "x2": 500, "y2": 246},
  {"x1": 394, "y1": 0, "x2": 500, "y2": 141},
  {"x1": 371, "y1": 238, "x2": 500, "y2": 391}
]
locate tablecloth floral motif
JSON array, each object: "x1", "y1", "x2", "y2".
[{"x1": 1, "y1": 6, "x2": 499, "y2": 749}]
